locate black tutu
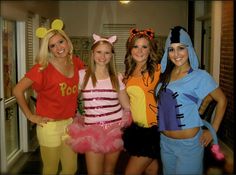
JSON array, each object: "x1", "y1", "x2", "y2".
[{"x1": 122, "y1": 122, "x2": 160, "y2": 159}]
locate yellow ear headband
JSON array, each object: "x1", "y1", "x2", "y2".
[{"x1": 36, "y1": 19, "x2": 64, "y2": 38}]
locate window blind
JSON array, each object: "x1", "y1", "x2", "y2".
[
  {"x1": 103, "y1": 24, "x2": 136, "y2": 73},
  {"x1": 26, "y1": 13, "x2": 34, "y2": 71}
]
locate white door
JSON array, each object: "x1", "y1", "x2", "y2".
[{"x1": 0, "y1": 17, "x2": 27, "y2": 173}]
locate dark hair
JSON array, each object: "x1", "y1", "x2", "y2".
[{"x1": 156, "y1": 26, "x2": 189, "y2": 100}]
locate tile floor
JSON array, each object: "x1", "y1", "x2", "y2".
[
  {"x1": 8, "y1": 147, "x2": 129, "y2": 175},
  {"x1": 8, "y1": 146, "x2": 227, "y2": 175}
]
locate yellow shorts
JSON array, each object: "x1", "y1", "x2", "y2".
[{"x1": 36, "y1": 118, "x2": 73, "y2": 147}]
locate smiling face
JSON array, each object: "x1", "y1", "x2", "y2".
[
  {"x1": 48, "y1": 34, "x2": 70, "y2": 58},
  {"x1": 168, "y1": 43, "x2": 190, "y2": 68},
  {"x1": 131, "y1": 37, "x2": 150, "y2": 66},
  {"x1": 92, "y1": 42, "x2": 113, "y2": 67}
]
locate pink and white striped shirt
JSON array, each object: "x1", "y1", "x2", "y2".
[{"x1": 79, "y1": 69, "x2": 125, "y2": 125}]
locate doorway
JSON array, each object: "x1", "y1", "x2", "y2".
[{"x1": 0, "y1": 17, "x2": 27, "y2": 173}]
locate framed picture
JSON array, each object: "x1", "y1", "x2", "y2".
[{"x1": 70, "y1": 36, "x2": 93, "y2": 64}]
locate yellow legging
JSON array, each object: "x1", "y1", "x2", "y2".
[{"x1": 40, "y1": 141, "x2": 77, "y2": 175}]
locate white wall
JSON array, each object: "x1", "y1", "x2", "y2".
[
  {"x1": 1, "y1": 1, "x2": 188, "y2": 37},
  {"x1": 59, "y1": 1, "x2": 188, "y2": 37},
  {"x1": 211, "y1": 1, "x2": 222, "y2": 83},
  {"x1": 1, "y1": 1, "x2": 59, "y2": 21}
]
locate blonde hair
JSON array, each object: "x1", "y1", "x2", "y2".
[
  {"x1": 82, "y1": 40, "x2": 120, "y2": 91},
  {"x1": 35, "y1": 29, "x2": 73, "y2": 70}
]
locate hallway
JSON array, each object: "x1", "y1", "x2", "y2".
[{"x1": 7, "y1": 146, "x2": 228, "y2": 175}]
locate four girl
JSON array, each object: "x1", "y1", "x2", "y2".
[{"x1": 14, "y1": 19, "x2": 227, "y2": 175}]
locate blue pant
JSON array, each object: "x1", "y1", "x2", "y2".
[{"x1": 160, "y1": 129, "x2": 204, "y2": 175}]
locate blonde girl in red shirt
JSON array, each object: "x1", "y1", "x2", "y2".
[{"x1": 13, "y1": 19, "x2": 84, "y2": 175}]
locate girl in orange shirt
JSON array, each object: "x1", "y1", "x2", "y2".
[{"x1": 122, "y1": 28, "x2": 162, "y2": 175}]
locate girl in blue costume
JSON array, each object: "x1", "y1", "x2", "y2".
[{"x1": 156, "y1": 26, "x2": 227, "y2": 175}]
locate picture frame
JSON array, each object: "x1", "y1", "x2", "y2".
[{"x1": 70, "y1": 36, "x2": 93, "y2": 65}]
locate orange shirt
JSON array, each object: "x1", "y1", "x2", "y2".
[
  {"x1": 25, "y1": 56, "x2": 84, "y2": 119},
  {"x1": 126, "y1": 64, "x2": 161, "y2": 127}
]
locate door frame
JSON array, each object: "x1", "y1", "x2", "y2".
[{"x1": 0, "y1": 18, "x2": 28, "y2": 173}]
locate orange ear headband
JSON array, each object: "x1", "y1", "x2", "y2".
[{"x1": 128, "y1": 28, "x2": 155, "y2": 42}]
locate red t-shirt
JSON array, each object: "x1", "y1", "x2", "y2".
[{"x1": 25, "y1": 56, "x2": 84, "y2": 119}]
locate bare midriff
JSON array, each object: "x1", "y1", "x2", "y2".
[{"x1": 162, "y1": 127, "x2": 200, "y2": 139}]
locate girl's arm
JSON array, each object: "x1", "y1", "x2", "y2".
[
  {"x1": 200, "y1": 87, "x2": 227, "y2": 146},
  {"x1": 118, "y1": 89, "x2": 132, "y2": 127},
  {"x1": 199, "y1": 94, "x2": 213, "y2": 115},
  {"x1": 13, "y1": 77, "x2": 51, "y2": 126},
  {"x1": 117, "y1": 72, "x2": 132, "y2": 126},
  {"x1": 118, "y1": 89, "x2": 130, "y2": 110},
  {"x1": 117, "y1": 72, "x2": 130, "y2": 110},
  {"x1": 209, "y1": 87, "x2": 227, "y2": 132}
]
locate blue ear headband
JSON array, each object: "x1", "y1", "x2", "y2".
[{"x1": 161, "y1": 26, "x2": 199, "y2": 73}]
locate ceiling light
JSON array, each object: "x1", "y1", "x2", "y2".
[{"x1": 120, "y1": 1, "x2": 130, "y2": 4}]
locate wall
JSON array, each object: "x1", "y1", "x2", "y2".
[
  {"x1": 214, "y1": 1, "x2": 234, "y2": 173},
  {"x1": 1, "y1": 1, "x2": 233, "y2": 148},
  {"x1": 59, "y1": 1, "x2": 188, "y2": 37},
  {"x1": 218, "y1": 1, "x2": 234, "y2": 149},
  {"x1": 1, "y1": 1, "x2": 59, "y2": 21},
  {"x1": 211, "y1": 2, "x2": 222, "y2": 83}
]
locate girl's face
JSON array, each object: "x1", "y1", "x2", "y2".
[
  {"x1": 131, "y1": 38, "x2": 150, "y2": 65},
  {"x1": 93, "y1": 43, "x2": 113, "y2": 67},
  {"x1": 168, "y1": 43, "x2": 189, "y2": 68},
  {"x1": 48, "y1": 34, "x2": 70, "y2": 58}
]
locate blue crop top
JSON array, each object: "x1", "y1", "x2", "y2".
[{"x1": 156, "y1": 69, "x2": 218, "y2": 131}]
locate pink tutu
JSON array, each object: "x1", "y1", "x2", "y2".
[{"x1": 66, "y1": 110, "x2": 132, "y2": 154}]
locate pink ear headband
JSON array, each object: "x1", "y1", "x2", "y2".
[{"x1": 92, "y1": 34, "x2": 117, "y2": 45}]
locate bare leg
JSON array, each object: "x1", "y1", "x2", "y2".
[
  {"x1": 125, "y1": 156, "x2": 153, "y2": 175},
  {"x1": 85, "y1": 151, "x2": 104, "y2": 175},
  {"x1": 104, "y1": 151, "x2": 121, "y2": 175},
  {"x1": 144, "y1": 159, "x2": 159, "y2": 175}
]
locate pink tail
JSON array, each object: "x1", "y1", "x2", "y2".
[{"x1": 211, "y1": 144, "x2": 225, "y2": 160}]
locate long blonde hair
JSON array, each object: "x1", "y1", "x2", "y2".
[
  {"x1": 82, "y1": 40, "x2": 120, "y2": 91},
  {"x1": 35, "y1": 29, "x2": 73, "y2": 70}
]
